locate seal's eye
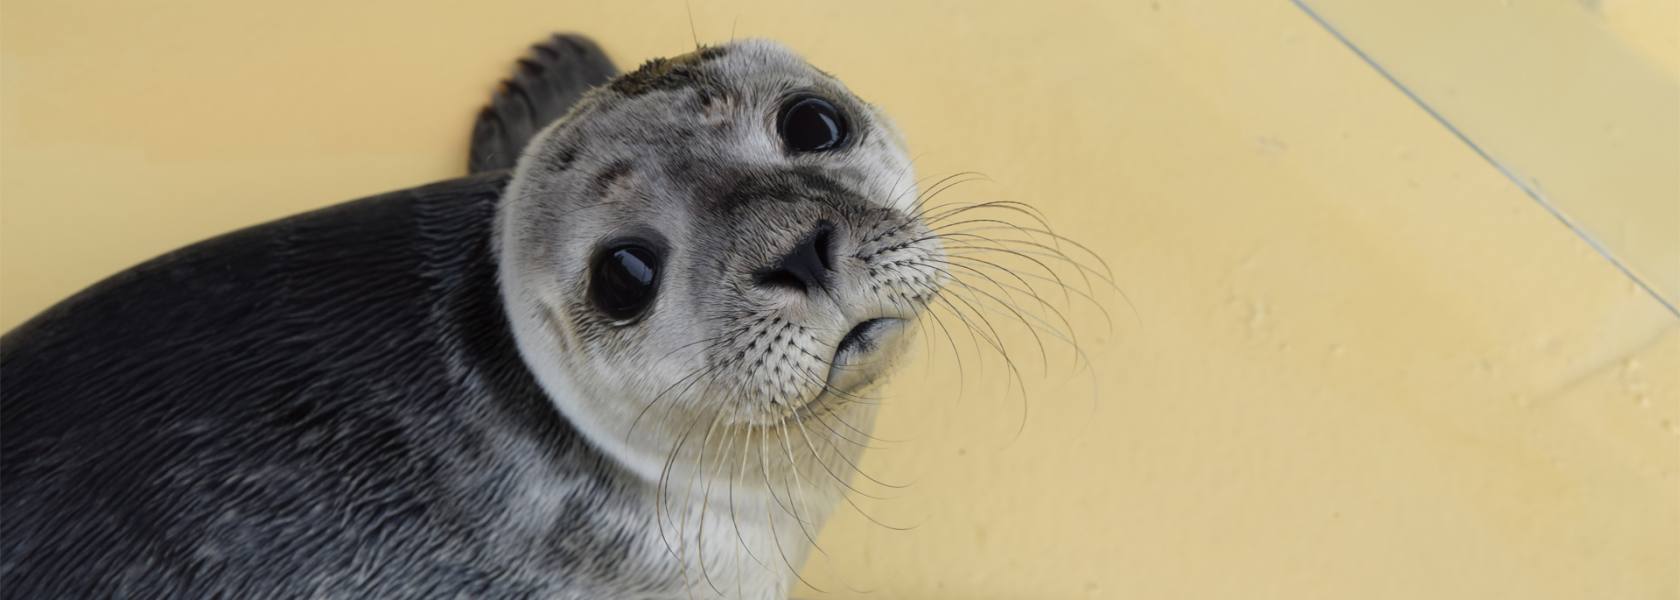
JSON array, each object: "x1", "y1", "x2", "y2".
[
  {"x1": 590, "y1": 244, "x2": 661, "y2": 323},
  {"x1": 778, "y1": 96, "x2": 848, "y2": 153}
]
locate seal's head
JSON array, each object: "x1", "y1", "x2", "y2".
[{"x1": 498, "y1": 40, "x2": 941, "y2": 489}]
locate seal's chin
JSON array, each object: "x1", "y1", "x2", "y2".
[{"x1": 823, "y1": 317, "x2": 907, "y2": 394}]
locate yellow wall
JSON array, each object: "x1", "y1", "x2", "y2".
[{"x1": 2, "y1": 1, "x2": 1675, "y2": 598}]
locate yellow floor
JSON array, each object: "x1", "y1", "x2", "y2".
[{"x1": 2, "y1": 1, "x2": 1675, "y2": 598}]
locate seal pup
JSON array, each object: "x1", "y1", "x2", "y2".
[{"x1": 1, "y1": 34, "x2": 942, "y2": 598}]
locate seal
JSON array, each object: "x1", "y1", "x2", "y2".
[{"x1": 0, "y1": 33, "x2": 942, "y2": 599}]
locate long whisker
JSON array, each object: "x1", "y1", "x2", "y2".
[
  {"x1": 927, "y1": 289, "x2": 1033, "y2": 438},
  {"x1": 788, "y1": 400, "x2": 912, "y2": 507},
  {"x1": 944, "y1": 253, "x2": 1117, "y2": 333},
  {"x1": 775, "y1": 422, "x2": 826, "y2": 554},
  {"x1": 918, "y1": 258, "x2": 1091, "y2": 372},
  {"x1": 628, "y1": 336, "x2": 735, "y2": 441}
]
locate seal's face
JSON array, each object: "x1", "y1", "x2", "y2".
[{"x1": 499, "y1": 40, "x2": 940, "y2": 485}]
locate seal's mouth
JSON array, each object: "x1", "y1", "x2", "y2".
[{"x1": 824, "y1": 317, "x2": 905, "y2": 393}]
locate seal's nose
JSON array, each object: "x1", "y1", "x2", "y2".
[{"x1": 755, "y1": 221, "x2": 836, "y2": 295}]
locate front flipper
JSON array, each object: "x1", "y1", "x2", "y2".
[{"x1": 469, "y1": 34, "x2": 618, "y2": 174}]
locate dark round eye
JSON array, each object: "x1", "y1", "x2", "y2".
[
  {"x1": 777, "y1": 96, "x2": 848, "y2": 153},
  {"x1": 590, "y1": 244, "x2": 661, "y2": 322}
]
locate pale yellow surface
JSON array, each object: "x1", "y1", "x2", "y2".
[
  {"x1": 2, "y1": 1, "x2": 1676, "y2": 598},
  {"x1": 1306, "y1": 0, "x2": 1680, "y2": 310}
]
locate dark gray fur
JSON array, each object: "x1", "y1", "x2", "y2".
[
  {"x1": 470, "y1": 34, "x2": 618, "y2": 174},
  {"x1": 0, "y1": 174, "x2": 673, "y2": 597},
  {"x1": 1, "y1": 35, "x2": 680, "y2": 598}
]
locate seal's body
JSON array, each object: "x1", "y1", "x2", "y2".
[
  {"x1": 1, "y1": 174, "x2": 650, "y2": 597},
  {"x1": 2, "y1": 35, "x2": 937, "y2": 599}
]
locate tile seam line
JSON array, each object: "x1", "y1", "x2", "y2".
[{"x1": 1289, "y1": 0, "x2": 1680, "y2": 320}]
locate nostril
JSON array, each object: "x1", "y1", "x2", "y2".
[
  {"x1": 755, "y1": 269, "x2": 808, "y2": 293},
  {"x1": 755, "y1": 221, "x2": 838, "y2": 295},
  {"x1": 812, "y1": 226, "x2": 834, "y2": 272}
]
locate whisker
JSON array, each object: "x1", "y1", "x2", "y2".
[{"x1": 921, "y1": 258, "x2": 1092, "y2": 371}]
